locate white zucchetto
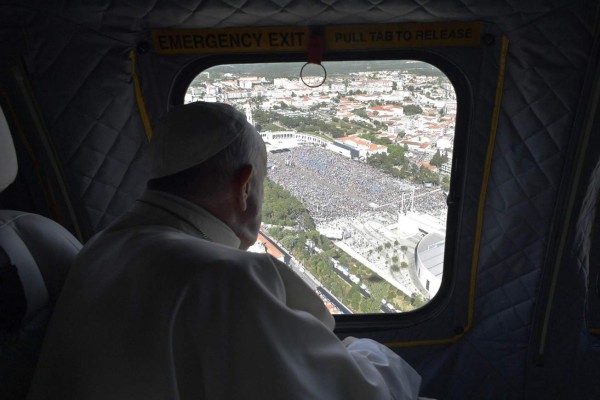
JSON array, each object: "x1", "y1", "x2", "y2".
[{"x1": 150, "y1": 101, "x2": 254, "y2": 178}]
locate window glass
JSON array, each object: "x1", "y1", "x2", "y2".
[{"x1": 186, "y1": 61, "x2": 455, "y2": 314}]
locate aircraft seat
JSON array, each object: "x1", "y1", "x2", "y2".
[{"x1": 0, "y1": 106, "x2": 82, "y2": 398}]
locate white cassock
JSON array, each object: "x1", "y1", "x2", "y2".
[{"x1": 28, "y1": 190, "x2": 421, "y2": 400}]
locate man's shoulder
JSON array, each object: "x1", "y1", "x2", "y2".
[
  {"x1": 87, "y1": 223, "x2": 264, "y2": 260},
  {"x1": 73, "y1": 224, "x2": 282, "y2": 297}
]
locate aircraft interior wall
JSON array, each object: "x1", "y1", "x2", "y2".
[{"x1": 0, "y1": 1, "x2": 599, "y2": 398}]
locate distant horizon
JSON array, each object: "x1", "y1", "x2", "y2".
[{"x1": 194, "y1": 60, "x2": 445, "y2": 81}]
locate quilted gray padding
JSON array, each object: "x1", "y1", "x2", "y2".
[
  {"x1": 6, "y1": 0, "x2": 575, "y2": 31},
  {"x1": 576, "y1": 108, "x2": 600, "y2": 395},
  {"x1": 579, "y1": 161, "x2": 600, "y2": 327},
  {"x1": 20, "y1": 19, "x2": 151, "y2": 237},
  {"x1": 471, "y1": 5, "x2": 594, "y2": 388}
]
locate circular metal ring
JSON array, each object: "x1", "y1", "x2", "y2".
[{"x1": 300, "y1": 62, "x2": 327, "y2": 88}]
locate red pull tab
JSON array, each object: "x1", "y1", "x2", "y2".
[{"x1": 307, "y1": 34, "x2": 324, "y2": 65}]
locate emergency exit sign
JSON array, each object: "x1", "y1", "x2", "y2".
[{"x1": 153, "y1": 22, "x2": 482, "y2": 55}]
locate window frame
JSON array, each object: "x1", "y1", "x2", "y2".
[{"x1": 169, "y1": 50, "x2": 471, "y2": 332}]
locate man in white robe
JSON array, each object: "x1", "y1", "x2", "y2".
[{"x1": 28, "y1": 102, "x2": 422, "y2": 399}]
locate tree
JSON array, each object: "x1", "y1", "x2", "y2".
[
  {"x1": 441, "y1": 151, "x2": 449, "y2": 165},
  {"x1": 262, "y1": 179, "x2": 315, "y2": 229},
  {"x1": 403, "y1": 104, "x2": 423, "y2": 115},
  {"x1": 415, "y1": 166, "x2": 439, "y2": 185},
  {"x1": 366, "y1": 147, "x2": 410, "y2": 177},
  {"x1": 401, "y1": 261, "x2": 408, "y2": 269},
  {"x1": 280, "y1": 235, "x2": 300, "y2": 251},
  {"x1": 414, "y1": 295, "x2": 426, "y2": 308},
  {"x1": 348, "y1": 286, "x2": 362, "y2": 310},
  {"x1": 430, "y1": 149, "x2": 442, "y2": 167},
  {"x1": 430, "y1": 149, "x2": 449, "y2": 167},
  {"x1": 353, "y1": 108, "x2": 369, "y2": 119},
  {"x1": 442, "y1": 175, "x2": 451, "y2": 192}
]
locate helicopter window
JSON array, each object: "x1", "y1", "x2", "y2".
[{"x1": 185, "y1": 61, "x2": 455, "y2": 315}]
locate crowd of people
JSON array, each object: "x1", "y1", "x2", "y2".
[{"x1": 267, "y1": 145, "x2": 448, "y2": 222}]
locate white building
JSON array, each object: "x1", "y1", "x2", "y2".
[
  {"x1": 326, "y1": 142, "x2": 353, "y2": 158},
  {"x1": 260, "y1": 131, "x2": 330, "y2": 152},
  {"x1": 335, "y1": 135, "x2": 388, "y2": 159},
  {"x1": 436, "y1": 137, "x2": 452, "y2": 150},
  {"x1": 415, "y1": 231, "x2": 444, "y2": 298}
]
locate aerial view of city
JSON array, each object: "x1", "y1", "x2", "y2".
[{"x1": 186, "y1": 60, "x2": 455, "y2": 314}]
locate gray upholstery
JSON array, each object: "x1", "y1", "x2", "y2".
[
  {"x1": 0, "y1": 212, "x2": 81, "y2": 399},
  {"x1": 0, "y1": 104, "x2": 82, "y2": 398},
  {"x1": 0, "y1": 107, "x2": 17, "y2": 193}
]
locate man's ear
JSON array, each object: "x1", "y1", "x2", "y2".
[{"x1": 234, "y1": 164, "x2": 254, "y2": 211}]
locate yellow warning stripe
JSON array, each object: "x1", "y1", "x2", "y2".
[
  {"x1": 465, "y1": 36, "x2": 510, "y2": 329},
  {"x1": 387, "y1": 36, "x2": 510, "y2": 348},
  {"x1": 129, "y1": 50, "x2": 153, "y2": 142}
]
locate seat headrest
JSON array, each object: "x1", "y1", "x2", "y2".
[{"x1": 0, "y1": 106, "x2": 18, "y2": 193}]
